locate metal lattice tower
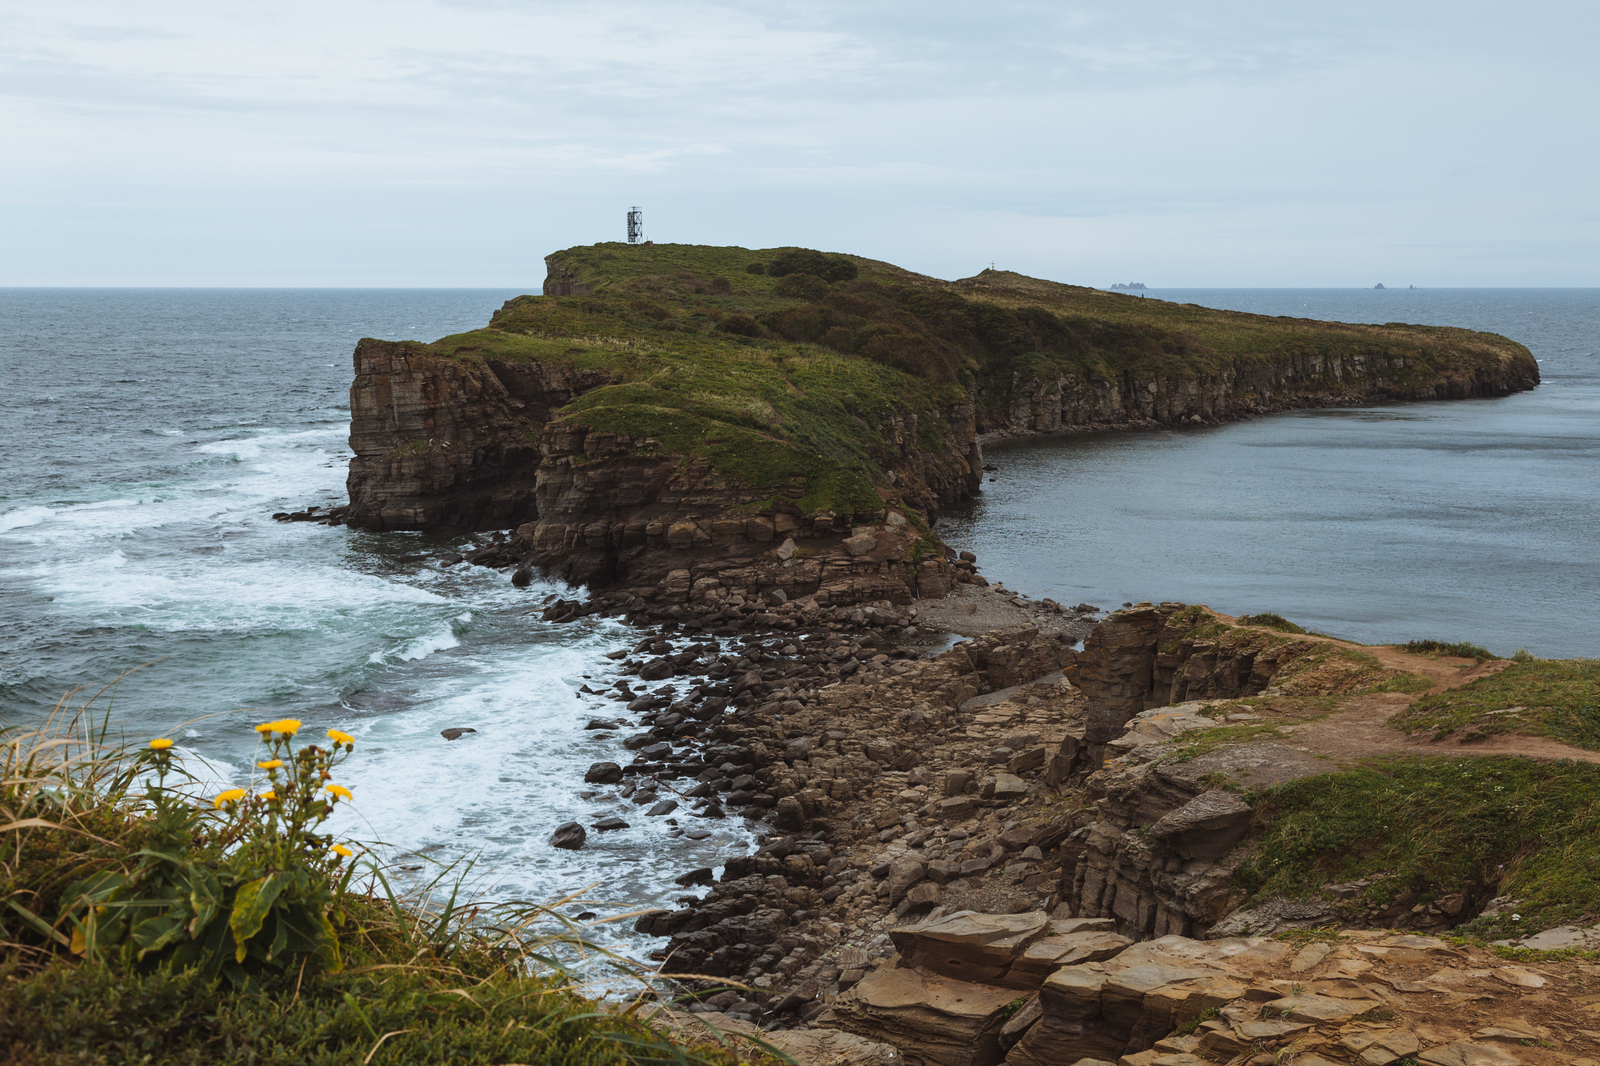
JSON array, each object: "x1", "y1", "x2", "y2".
[{"x1": 626, "y1": 206, "x2": 643, "y2": 244}]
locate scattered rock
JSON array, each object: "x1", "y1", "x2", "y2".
[
  {"x1": 584, "y1": 761, "x2": 624, "y2": 784},
  {"x1": 440, "y1": 727, "x2": 477, "y2": 741},
  {"x1": 549, "y1": 822, "x2": 586, "y2": 850}
]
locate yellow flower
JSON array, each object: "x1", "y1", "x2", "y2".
[
  {"x1": 254, "y1": 718, "x2": 302, "y2": 737},
  {"x1": 325, "y1": 784, "x2": 353, "y2": 802},
  {"x1": 326, "y1": 729, "x2": 355, "y2": 746},
  {"x1": 331, "y1": 844, "x2": 354, "y2": 858},
  {"x1": 148, "y1": 738, "x2": 174, "y2": 750},
  {"x1": 214, "y1": 788, "x2": 247, "y2": 807},
  {"x1": 257, "y1": 759, "x2": 283, "y2": 770},
  {"x1": 260, "y1": 791, "x2": 277, "y2": 802}
]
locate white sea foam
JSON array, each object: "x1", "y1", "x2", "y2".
[
  {"x1": 0, "y1": 505, "x2": 54, "y2": 533},
  {"x1": 197, "y1": 439, "x2": 264, "y2": 462}
]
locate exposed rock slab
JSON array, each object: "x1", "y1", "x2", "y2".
[{"x1": 825, "y1": 967, "x2": 1020, "y2": 1066}]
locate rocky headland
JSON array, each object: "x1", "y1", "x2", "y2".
[
  {"x1": 333, "y1": 242, "x2": 1537, "y2": 608},
  {"x1": 325, "y1": 245, "x2": 1598, "y2": 1063}
]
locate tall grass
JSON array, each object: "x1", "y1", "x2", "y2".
[{"x1": 1, "y1": 683, "x2": 771, "y2": 1066}]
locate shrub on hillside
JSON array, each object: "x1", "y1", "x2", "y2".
[
  {"x1": 767, "y1": 248, "x2": 858, "y2": 283},
  {"x1": 774, "y1": 273, "x2": 831, "y2": 301},
  {"x1": 714, "y1": 313, "x2": 766, "y2": 338}
]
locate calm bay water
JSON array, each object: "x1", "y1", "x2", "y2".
[
  {"x1": 940, "y1": 289, "x2": 1600, "y2": 658},
  {"x1": 0, "y1": 289, "x2": 754, "y2": 952}
]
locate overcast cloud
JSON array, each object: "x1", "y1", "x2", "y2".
[{"x1": 2, "y1": 0, "x2": 1595, "y2": 285}]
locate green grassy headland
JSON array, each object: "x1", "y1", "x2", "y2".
[{"x1": 373, "y1": 242, "x2": 1535, "y2": 517}]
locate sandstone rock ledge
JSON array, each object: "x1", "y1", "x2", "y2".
[{"x1": 809, "y1": 917, "x2": 1584, "y2": 1066}]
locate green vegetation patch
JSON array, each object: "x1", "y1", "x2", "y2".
[
  {"x1": 1236, "y1": 755, "x2": 1600, "y2": 931},
  {"x1": 2, "y1": 710, "x2": 744, "y2": 1066},
  {"x1": 0, "y1": 956, "x2": 729, "y2": 1066},
  {"x1": 1235, "y1": 612, "x2": 1307, "y2": 634},
  {"x1": 1391, "y1": 658, "x2": 1600, "y2": 748},
  {"x1": 1401, "y1": 639, "x2": 1497, "y2": 661}
]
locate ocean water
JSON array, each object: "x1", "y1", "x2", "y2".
[
  {"x1": 0, "y1": 289, "x2": 754, "y2": 955},
  {"x1": 939, "y1": 289, "x2": 1600, "y2": 659}
]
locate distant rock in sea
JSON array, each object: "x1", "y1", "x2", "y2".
[
  {"x1": 1374, "y1": 283, "x2": 1386, "y2": 289},
  {"x1": 1109, "y1": 282, "x2": 1148, "y2": 291}
]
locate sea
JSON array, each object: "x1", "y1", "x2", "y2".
[
  {"x1": 0, "y1": 288, "x2": 756, "y2": 962},
  {"x1": 941, "y1": 288, "x2": 1600, "y2": 659},
  {"x1": 2, "y1": 286, "x2": 1595, "y2": 953}
]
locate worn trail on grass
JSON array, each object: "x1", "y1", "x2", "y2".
[{"x1": 1210, "y1": 613, "x2": 1600, "y2": 767}]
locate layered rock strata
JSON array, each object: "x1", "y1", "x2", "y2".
[
  {"x1": 978, "y1": 348, "x2": 1541, "y2": 441},
  {"x1": 345, "y1": 339, "x2": 611, "y2": 530},
  {"x1": 820, "y1": 919, "x2": 1576, "y2": 1066}
]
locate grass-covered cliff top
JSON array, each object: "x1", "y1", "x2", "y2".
[{"x1": 384, "y1": 242, "x2": 1537, "y2": 516}]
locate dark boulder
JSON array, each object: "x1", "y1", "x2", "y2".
[
  {"x1": 549, "y1": 822, "x2": 586, "y2": 850},
  {"x1": 638, "y1": 658, "x2": 675, "y2": 681},
  {"x1": 584, "y1": 761, "x2": 624, "y2": 784}
]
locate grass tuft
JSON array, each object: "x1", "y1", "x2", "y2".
[
  {"x1": 1235, "y1": 755, "x2": 1600, "y2": 932},
  {"x1": 1390, "y1": 659, "x2": 1600, "y2": 748},
  {"x1": 1236, "y1": 613, "x2": 1307, "y2": 635},
  {"x1": 1401, "y1": 639, "x2": 1497, "y2": 661},
  {"x1": 1, "y1": 687, "x2": 760, "y2": 1066}
]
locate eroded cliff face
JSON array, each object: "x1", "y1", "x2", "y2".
[
  {"x1": 346, "y1": 337, "x2": 977, "y2": 604},
  {"x1": 981, "y1": 347, "x2": 1541, "y2": 439},
  {"x1": 344, "y1": 338, "x2": 611, "y2": 530},
  {"x1": 1054, "y1": 605, "x2": 1474, "y2": 940},
  {"x1": 519, "y1": 409, "x2": 978, "y2": 604}
]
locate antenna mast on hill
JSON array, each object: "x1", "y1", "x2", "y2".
[{"x1": 626, "y1": 206, "x2": 643, "y2": 245}]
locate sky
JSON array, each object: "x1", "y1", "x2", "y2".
[{"x1": 2, "y1": 1, "x2": 1596, "y2": 287}]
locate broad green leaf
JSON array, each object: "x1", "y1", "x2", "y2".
[
  {"x1": 132, "y1": 912, "x2": 186, "y2": 959},
  {"x1": 228, "y1": 874, "x2": 282, "y2": 963},
  {"x1": 187, "y1": 865, "x2": 222, "y2": 937}
]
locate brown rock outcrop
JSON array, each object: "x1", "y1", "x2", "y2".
[
  {"x1": 345, "y1": 337, "x2": 611, "y2": 530},
  {"x1": 978, "y1": 345, "x2": 1540, "y2": 442},
  {"x1": 825, "y1": 967, "x2": 1020, "y2": 1066}
]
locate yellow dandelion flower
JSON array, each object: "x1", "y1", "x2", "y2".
[
  {"x1": 326, "y1": 729, "x2": 355, "y2": 745},
  {"x1": 254, "y1": 718, "x2": 302, "y2": 737},
  {"x1": 331, "y1": 844, "x2": 354, "y2": 858},
  {"x1": 260, "y1": 791, "x2": 277, "y2": 801},
  {"x1": 214, "y1": 788, "x2": 247, "y2": 807},
  {"x1": 325, "y1": 784, "x2": 353, "y2": 802},
  {"x1": 148, "y1": 738, "x2": 174, "y2": 750},
  {"x1": 257, "y1": 759, "x2": 283, "y2": 770}
]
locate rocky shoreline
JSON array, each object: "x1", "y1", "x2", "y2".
[{"x1": 307, "y1": 513, "x2": 1598, "y2": 1066}]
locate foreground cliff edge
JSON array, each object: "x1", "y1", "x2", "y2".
[{"x1": 343, "y1": 243, "x2": 1538, "y2": 603}]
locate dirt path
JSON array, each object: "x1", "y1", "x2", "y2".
[
  {"x1": 1209, "y1": 610, "x2": 1600, "y2": 766},
  {"x1": 1278, "y1": 692, "x2": 1600, "y2": 766}
]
